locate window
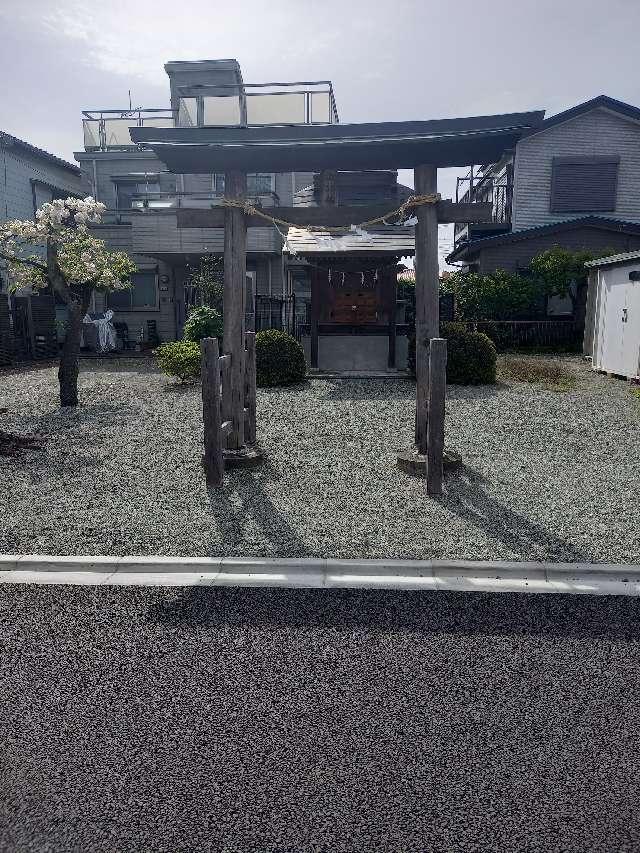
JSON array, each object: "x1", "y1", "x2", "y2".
[
  {"x1": 550, "y1": 156, "x2": 619, "y2": 213},
  {"x1": 213, "y1": 174, "x2": 275, "y2": 196},
  {"x1": 31, "y1": 180, "x2": 73, "y2": 218},
  {"x1": 108, "y1": 270, "x2": 158, "y2": 311},
  {"x1": 178, "y1": 98, "x2": 198, "y2": 127},
  {"x1": 114, "y1": 177, "x2": 161, "y2": 209}
]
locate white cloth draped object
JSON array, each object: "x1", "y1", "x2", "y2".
[{"x1": 83, "y1": 310, "x2": 118, "y2": 353}]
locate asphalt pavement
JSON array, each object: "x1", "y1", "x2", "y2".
[{"x1": 1, "y1": 585, "x2": 639, "y2": 853}]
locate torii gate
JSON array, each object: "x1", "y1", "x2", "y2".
[{"x1": 132, "y1": 109, "x2": 543, "y2": 495}]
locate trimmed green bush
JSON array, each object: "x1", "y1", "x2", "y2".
[
  {"x1": 444, "y1": 322, "x2": 497, "y2": 384},
  {"x1": 256, "y1": 329, "x2": 306, "y2": 387},
  {"x1": 407, "y1": 322, "x2": 497, "y2": 385},
  {"x1": 154, "y1": 340, "x2": 202, "y2": 383},
  {"x1": 183, "y1": 306, "x2": 223, "y2": 343}
]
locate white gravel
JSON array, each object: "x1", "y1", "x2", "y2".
[{"x1": 0, "y1": 357, "x2": 638, "y2": 561}]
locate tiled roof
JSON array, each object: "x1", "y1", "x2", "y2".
[
  {"x1": 446, "y1": 216, "x2": 640, "y2": 263},
  {"x1": 585, "y1": 248, "x2": 640, "y2": 267},
  {"x1": 0, "y1": 131, "x2": 81, "y2": 175}
]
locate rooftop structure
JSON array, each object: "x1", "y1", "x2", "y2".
[{"x1": 82, "y1": 59, "x2": 339, "y2": 153}]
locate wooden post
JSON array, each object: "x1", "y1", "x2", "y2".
[
  {"x1": 426, "y1": 338, "x2": 447, "y2": 496},
  {"x1": 222, "y1": 170, "x2": 247, "y2": 451},
  {"x1": 387, "y1": 266, "x2": 397, "y2": 369},
  {"x1": 244, "y1": 331, "x2": 257, "y2": 445},
  {"x1": 414, "y1": 164, "x2": 440, "y2": 454},
  {"x1": 318, "y1": 170, "x2": 338, "y2": 206},
  {"x1": 310, "y1": 266, "x2": 319, "y2": 369},
  {"x1": 201, "y1": 337, "x2": 223, "y2": 487}
]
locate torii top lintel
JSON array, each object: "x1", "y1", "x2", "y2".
[{"x1": 130, "y1": 110, "x2": 545, "y2": 173}]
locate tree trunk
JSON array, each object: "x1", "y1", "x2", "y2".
[
  {"x1": 58, "y1": 301, "x2": 83, "y2": 406},
  {"x1": 58, "y1": 291, "x2": 91, "y2": 407}
]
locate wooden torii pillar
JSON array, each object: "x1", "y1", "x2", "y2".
[
  {"x1": 397, "y1": 164, "x2": 447, "y2": 496},
  {"x1": 221, "y1": 170, "x2": 261, "y2": 468}
]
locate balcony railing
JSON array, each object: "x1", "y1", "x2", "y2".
[
  {"x1": 100, "y1": 190, "x2": 280, "y2": 224},
  {"x1": 453, "y1": 175, "x2": 514, "y2": 245},
  {"x1": 177, "y1": 81, "x2": 339, "y2": 129},
  {"x1": 83, "y1": 109, "x2": 175, "y2": 151},
  {"x1": 83, "y1": 80, "x2": 339, "y2": 151}
]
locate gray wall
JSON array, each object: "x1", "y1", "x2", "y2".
[
  {"x1": 1, "y1": 141, "x2": 82, "y2": 225},
  {"x1": 471, "y1": 226, "x2": 640, "y2": 275},
  {"x1": 89, "y1": 224, "x2": 178, "y2": 342},
  {"x1": 76, "y1": 151, "x2": 174, "y2": 210},
  {"x1": 130, "y1": 215, "x2": 281, "y2": 255},
  {"x1": 513, "y1": 107, "x2": 640, "y2": 231},
  {"x1": 0, "y1": 139, "x2": 82, "y2": 302}
]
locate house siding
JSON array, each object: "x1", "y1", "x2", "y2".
[
  {"x1": 0, "y1": 138, "x2": 82, "y2": 359},
  {"x1": 130, "y1": 215, "x2": 281, "y2": 255},
  {"x1": 472, "y1": 227, "x2": 640, "y2": 275},
  {"x1": 512, "y1": 108, "x2": 640, "y2": 231},
  {"x1": 1, "y1": 144, "x2": 82, "y2": 225},
  {"x1": 92, "y1": 259, "x2": 178, "y2": 343},
  {"x1": 77, "y1": 152, "x2": 173, "y2": 210}
]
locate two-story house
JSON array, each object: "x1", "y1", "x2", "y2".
[
  {"x1": 74, "y1": 59, "x2": 330, "y2": 347},
  {"x1": 0, "y1": 132, "x2": 83, "y2": 363},
  {"x1": 446, "y1": 96, "x2": 640, "y2": 317}
]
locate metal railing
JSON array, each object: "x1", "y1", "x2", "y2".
[
  {"x1": 453, "y1": 176, "x2": 513, "y2": 244},
  {"x1": 82, "y1": 109, "x2": 175, "y2": 151},
  {"x1": 248, "y1": 295, "x2": 298, "y2": 337},
  {"x1": 100, "y1": 190, "x2": 281, "y2": 224},
  {"x1": 83, "y1": 80, "x2": 339, "y2": 151},
  {"x1": 470, "y1": 319, "x2": 583, "y2": 351}
]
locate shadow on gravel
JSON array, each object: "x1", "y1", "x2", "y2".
[
  {"x1": 205, "y1": 458, "x2": 313, "y2": 558},
  {"x1": 442, "y1": 468, "x2": 592, "y2": 562},
  {"x1": 146, "y1": 585, "x2": 640, "y2": 640}
]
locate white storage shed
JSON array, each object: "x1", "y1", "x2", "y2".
[{"x1": 584, "y1": 250, "x2": 640, "y2": 380}]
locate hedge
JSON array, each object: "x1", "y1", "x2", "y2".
[
  {"x1": 256, "y1": 329, "x2": 306, "y2": 387},
  {"x1": 408, "y1": 322, "x2": 497, "y2": 385}
]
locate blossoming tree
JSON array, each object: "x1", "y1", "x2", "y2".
[{"x1": 0, "y1": 197, "x2": 135, "y2": 406}]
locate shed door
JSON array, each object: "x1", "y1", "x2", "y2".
[
  {"x1": 621, "y1": 279, "x2": 640, "y2": 378},
  {"x1": 599, "y1": 272, "x2": 640, "y2": 378},
  {"x1": 598, "y1": 274, "x2": 626, "y2": 373}
]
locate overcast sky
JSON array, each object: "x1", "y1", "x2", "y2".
[{"x1": 1, "y1": 0, "x2": 639, "y2": 263}]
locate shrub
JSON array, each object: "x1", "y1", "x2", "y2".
[
  {"x1": 256, "y1": 329, "x2": 306, "y2": 387},
  {"x1": 183, "y1": 306, "x2": 223, "y2": 343},
  {"x1": 444, "y1": 323, "x2": 497, "y2": 385},
  {"x1": 154, "y1": 340, "x2": 202, "y2": 383},
  {"x1": 499, "y1": 356, "x2": 576, "y2": 390},
  {"x1": 407, "y1": 322, "x2": 497, "y2": 385}
]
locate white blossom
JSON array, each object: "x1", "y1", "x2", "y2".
[{"x1": 0, "y1": 196, "x2": 135, "y2": 295}]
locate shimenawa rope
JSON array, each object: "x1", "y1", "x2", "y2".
[{"x1": 220, "y1": 193, "x2": 440, "y2": 234}]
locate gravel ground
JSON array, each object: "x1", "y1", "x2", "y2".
[
  {"x1": 1, "y1": 585, "x2": 640, "y2": 853},
  {"x1": 0, "y1": 357, "x2": 638, "y2": 561}
]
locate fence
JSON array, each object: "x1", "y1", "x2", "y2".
[
  {"x1": 0, "y1": 295, "x2": 13, "y2": 366},
  {"x1": 9, "y1": 295, "x2": 58, "y2": 362},
  {"x1": 470, "y1": 319, "x2": 583, "y2": 351},
  {"x1": 251, "y1": 295, "x2": 298, "y2": 337},
  {"x1": 201, "y1": 332, "x2": 256, "y2": 487}
]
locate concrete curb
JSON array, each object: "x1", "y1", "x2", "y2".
[{"x1": 1, "y1": 555, "x2": 640, "y2": 595}]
